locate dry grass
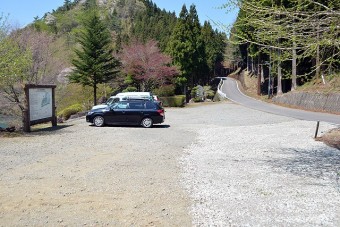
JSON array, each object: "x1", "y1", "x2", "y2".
[{"x1": 316, "y1": 128, "x2": 340, "y2": 150}]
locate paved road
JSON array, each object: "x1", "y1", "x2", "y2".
[{"x1": 220, "y1": 77, "x2": 340, "y2": 125}]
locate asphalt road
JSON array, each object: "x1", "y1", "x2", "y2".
[{"x1": 220, "y1": 77, "x2": 340, "y2": 125}]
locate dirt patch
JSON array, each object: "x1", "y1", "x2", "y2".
[{"x1": 316, "y1": 128, "x2": 340, "y2": 150}]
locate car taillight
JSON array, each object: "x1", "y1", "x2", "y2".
[{"x1": 157, "y1": 109, "x2": 164, "y2": 116}]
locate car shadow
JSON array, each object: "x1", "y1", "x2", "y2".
[{"x1": 89, "y1": 124, "x2": 170, "y2": 129}]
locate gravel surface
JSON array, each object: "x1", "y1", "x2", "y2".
[{"x1": 1, "y1": 101, "x2": 339, "y2": 226}]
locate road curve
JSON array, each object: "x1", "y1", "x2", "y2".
[{"x1": 220, "y1": 77, "x2": 340, "y2": 125}]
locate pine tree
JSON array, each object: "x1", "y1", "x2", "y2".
[
  {"x1": 188, "y1": 4, "x2": 207, "y2": 86},
  {"x1": 202, "y1": 22, "x2": 225, "y2": 81},
  {"x1": 70, "y1": 9, "x2": 120, "y2": 105},
  {"x1": 166, "y1": 5, "x2": 193, "y2": 90},
  {"x1": 63, "y1": 0, "x2": 71, "y2": 11}
]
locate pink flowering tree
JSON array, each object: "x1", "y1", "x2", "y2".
[{"x1": 120, "y1": 40, "x2": 178, "y2": 91}]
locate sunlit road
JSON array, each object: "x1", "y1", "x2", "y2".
[{"x1": 220, "y1": 77, "x2": 340, "y2": 125}]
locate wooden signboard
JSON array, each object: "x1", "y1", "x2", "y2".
[{"x1": 24, "y1": 84, "x2": 57, "y2": 132}]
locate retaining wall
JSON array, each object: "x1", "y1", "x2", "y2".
[{"x1": 272, "y1": 92, "x2": 340, "y2": 114}]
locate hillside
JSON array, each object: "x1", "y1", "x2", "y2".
[{"x1": 27, "y1": 0, "x2": 180, "y2": 110}]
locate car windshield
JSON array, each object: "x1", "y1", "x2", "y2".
[
  {"x1": 106, "y1": 97, "x2": 119, "y2": 105},
  {"x1": 106, "y1": 98, "x2": 114, "y2": 105}
]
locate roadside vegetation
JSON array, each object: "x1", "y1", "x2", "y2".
[{"x1": 223, "y1": 0, "x2": 339, "y2": 96}]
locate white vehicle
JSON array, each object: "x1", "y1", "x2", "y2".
[{"x1": 91, "y1": 92, "x2": 155, "y2": 110}]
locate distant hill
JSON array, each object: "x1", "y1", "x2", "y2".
[{"x1": 32, "y1": 0, "x2": 177, "y2": 51}]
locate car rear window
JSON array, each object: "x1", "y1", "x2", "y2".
[{"x1": 145, "y1": 101, "x2": 158, "y2": 109}]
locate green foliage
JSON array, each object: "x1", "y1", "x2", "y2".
[
  {"x1": 166, "y1": 4, "x2": 197, "y2": 84},
  {"x1": 70, "y1": 9, "x2": 120, "y2": 105},
  {"x1": 190, "y1": 86, "x2": 198, "y2": 98},
  {"x1": 190, "y1": 85, "x2": 215, "y2": 102},
  {"x1": 167, "y1": 4, "x2": 227, "y2": 88},
  {"x1": 0, "y1": 13, "x2": 9, "y2": 39},
  {"x1": 132, "y1": 0, "x2": 177, "y2": 51},
  {"x1": 0, "y1": 38, "x2": 32, "y2": 87},
  {"x1": 203, "y1": 86, "x2": 215, "y2": 99},
  {"x1": 228, "y1": 0, "x2": 340, "y2": 88},
  {"x1": 160, "y1": 95, "x2": 186, "y2": 107},
  {"x1": 153, "y1": 85, "x2": 175, "y2": 97},
  {"x1": 122, "y1": 86, "x2": 138, "y2": 92},
  {"x1": 57, "y1": 103, "x2": 83, "y2": 120},
  {"x1": 0, "y1": 28, "x2": 32, "y2": 112},
  {"x1": 201, "y1": 21, "x2": 227, "y2": 79},
  {"x1": 56, "y1": 83, "x2": 113, "y2": 111},
  {"x1": 56, "y1": 83, "x2": 91, "y2": 111}
]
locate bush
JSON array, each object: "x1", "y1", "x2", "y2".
[
  {"x1": 122, "y1": 86, "x2": 138, "y2": 92},
  {"x1": 57, "y1": 103, "x2": 83, "y2": 120},
  {"x1": 204, "y1": 86, "x2": 215, "y2": 99},
  {"x1": 153, "y1": 85, "x2": 175, "y2": 97},
  {"x1": 160, "y1": 95, "x2": 186, "y2": 107},
  {"x1": 190, "y1": 85, "x2": 215, "y2": 102}
]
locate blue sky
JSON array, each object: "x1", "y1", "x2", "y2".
[{"x1": 0, "y1": 0, "x2": 237, "y2": 31}]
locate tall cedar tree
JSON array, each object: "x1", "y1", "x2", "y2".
[
  {"x1": 188, "y1": 5, "x2": 207, "y2": 86},
  {"x1": 70, "y1": 10, "x2": 119, "y2": 105},
  {"x1": 201, "y1": 21, "x2": 226, "y2": 82},
  {"x1": 166, "y1": 5, "x2": 191, "y2": 88}
]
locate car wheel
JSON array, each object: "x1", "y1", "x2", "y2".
[
  {"x1": 93, "y1": 116, "x2": 105, "y2": 127},
  {"x1": 141, "y1": 117, "x2": 153, "y2": 128}
]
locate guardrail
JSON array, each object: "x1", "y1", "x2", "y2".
[{"x1": 217, "y1": 78, "x2": 227, "y2": 98}]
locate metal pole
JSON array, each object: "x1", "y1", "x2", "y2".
[{"x1": 314, "y1": 121, "x2": 320, "y2": 138}]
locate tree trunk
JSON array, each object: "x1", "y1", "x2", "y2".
[
  {"x1": 93, "y1": 84, "x2": 97, "y2": 106},
  {"x1": 292, "y1": 39, "x2": 297, "y2": 91},
  {"x1": 315, "y1": 23, "x2": 320, "y2": 80},
  {"x1": 252, "y1": 57, "x2": 255, "y2": 74},
  {"x1": 257, "y1": 54, "x2": 261, "y2": 95},
  {"x1": 277, "y1": 63, "x2": 283, "y2": 95}
]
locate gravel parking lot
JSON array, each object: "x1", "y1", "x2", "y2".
[{"x1": 0, "y1": 101, "x2": 339, "y2": 226}]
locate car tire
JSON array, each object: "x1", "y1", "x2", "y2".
[
  {"x1": 141, "y1": 117, "x2": 153, "y2": 128},
  {"x1": 93, "y1": 116, "x2": 105, "y2": 127}
]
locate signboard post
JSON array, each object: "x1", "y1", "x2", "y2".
[{"x1": 24, "y1": 84, "x2": 57, "y2": 132}]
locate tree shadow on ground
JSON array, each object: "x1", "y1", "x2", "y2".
[
  {"x1": 266, "y1": 147, "x2": 340, "y2": 189},
  {"x1": 31, "y1": 124, "x2": 73, "y2": 134}
]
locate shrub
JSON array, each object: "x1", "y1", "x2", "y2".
[
  {"x1": 160, "y1": 95, "x2": 186, "y2": 107},
  {"x1": 153, "y1": 85, "x2": 175, "y2": 97},
  {"x1": 58, "y1": 103, "x2": 83, "y2": 120},
  {"x1": 190, "y1": 86, "x2": 198, "y2": 98},
  {"x1": 123, "y1": 86, "x2": 138, "y2": 92},
  {"x1": 204, "y1": 86, "x2": 215, "y2": 99},
  {"x1": 190, "y1": 85, "x2": 215, "y2": 102}
]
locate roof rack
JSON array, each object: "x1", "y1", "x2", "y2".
[{"x1": 123, "y1": 96, "x2": 151, "y2": 101}]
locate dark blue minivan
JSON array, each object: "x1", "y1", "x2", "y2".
[{"x1": 86, "y1": 99, "x2": 164, "y2": 128}]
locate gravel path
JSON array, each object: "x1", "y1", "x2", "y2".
[{"x1": 1, "y1": 101, "x2": 339, "y2": 226}]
